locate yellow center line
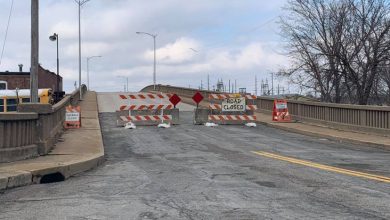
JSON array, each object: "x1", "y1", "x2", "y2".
[{"x1": 251, "y1": 151, "x2": 390, "y2": 183}]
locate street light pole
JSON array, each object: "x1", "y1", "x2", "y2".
[
  {"x1": 117, "y1": 76, "x2": 129, "y2": 92},
  {"x1": 136, "y1": 31, "x2": 157, "y2": 90},
  {"x1": 86, "y1": 55, "x2": 101, "y2": 91},
  {"x1": 74, "y1": 0, "x2": 91, "y2": 100},
  {"x1": 49, "y1": 33, "x2": 60, "y2": 102}
]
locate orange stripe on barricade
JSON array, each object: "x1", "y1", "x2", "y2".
[
  {"x1": 119, "y1": 104, "x2": 173, "y2": 111},
  {"x1": 244, "y1": 95, "x2": 257, "y2": 99},
  {"x1": 120, "y1": 115, "x2": 172, "y2": 122},
  {"x1": 120, "y1": 93, "x2": 173, "y2": 100},
  {"x1": 208, "y1": 115, "x2": 256, "y2": 121}
]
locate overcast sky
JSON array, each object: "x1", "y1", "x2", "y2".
[{"x1": 0, "y1": 0, "x2": 289, "y2": 93}]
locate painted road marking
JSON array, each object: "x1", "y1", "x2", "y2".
[{"x1": 251, "y1": 151, "x2": 390, "y2": 183}]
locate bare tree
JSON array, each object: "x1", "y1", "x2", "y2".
[{"x1": 280, "y1": 0, "x2": 390, "y2": 104}]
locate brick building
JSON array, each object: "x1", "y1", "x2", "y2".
[{"x1": 0, "y1": 65, "x2": 62, "y2": 92}]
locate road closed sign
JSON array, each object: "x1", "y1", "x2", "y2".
[
  {"x1": 66, "y1": 112, "x2": 80, "y2": 122},
  {"x1": 222, "y1": 97, "x2": 246, "y2": 112},
  {"x1": 64, "y1": 105, "x2": 81, "y2": 128}
]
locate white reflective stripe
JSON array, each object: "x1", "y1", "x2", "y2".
[
  {"x1": 208, "y1": 115, "x2": 257, "y2": 121},
  {"x1": 119, "y1": 93, "x2": 172, "y2": 100},
  {"x1": 120, "y1": 115, "x2": 172, "y2": 121}
]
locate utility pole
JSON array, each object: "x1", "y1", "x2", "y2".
[
  {"x1": 228, "y1": 79, "x2": 231, "y2": 93},
  {"x1": 30, "y1": 0, "x2": 39, "y2": 103},
  {"x1": 235, "y1": 80, "x2": 237, "y2": 93},
  {"x1": 255, "y1": 75, "x2": 258, "y2": 96},
  {"x1": 207, "y1": 74, "x2": 210, "y2": 91},
  {"x1": 261, "y1": 79, "x2": 264, "y2": 95},
  {"x1": 271, "y1": 73, "x2": 274, "y2": 96},
  {"x1": 201, "y1": 80, "x2": 203, "y2": 90}
]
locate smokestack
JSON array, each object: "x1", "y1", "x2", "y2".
[{"x1": 18, "y1": 64, "x2": 23, "y2": 72}]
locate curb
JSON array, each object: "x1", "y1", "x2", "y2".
[
  {"x1": 0, "y1": 155, "x2": 104, "y2": 191},
  {"x1": 0, "y1": 91, "x2": 105, "y2": 191},
  {"x1": 256, "y1": 120, "x2": 390, "y2": 150}
]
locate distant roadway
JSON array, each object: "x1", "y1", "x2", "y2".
[{"x1": 0, "y1": 92, "x2": 389, "y2": 219}]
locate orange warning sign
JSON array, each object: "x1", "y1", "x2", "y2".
[
  {"x1": 272, "y1": 99, "x2": 291, "y2": 122},
  {"x1": 64, "y1": 105, "x2": 81, "y2": 128}
]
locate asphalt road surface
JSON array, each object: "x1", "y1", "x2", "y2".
[{"x1": 0, "y1": 93, "x2": 389, "y2": 219}]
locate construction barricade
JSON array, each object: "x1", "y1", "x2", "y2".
[
  {"x1": 272, "y1": 99, "x2": 291, "y2": 122},
  {"x1": 116, "y1": 92, "x2": 180, "y2": 126},
  {"x1": 194, "y1": 93, "x2": 257, "y2": 125},
  {"x1": 64, "y1": 105, "x2": 81, "y2": 128}
]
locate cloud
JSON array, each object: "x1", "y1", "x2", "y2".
[
  {"x1": 143, "y1": 38, "x2": 200, "y2": 64},
  {"x1": 64, "y1": 42, "x2": 112, "y2": 57},
  {"x1": 0, "y1": 0, "x2": 288, "y2": 93},
  {"x1": 130, "y1": 39, "x2": 287, "y2": 79}
]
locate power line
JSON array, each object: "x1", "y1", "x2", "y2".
[{"x1": 0, "y1": 0, "x2": 14, "y2": 67}]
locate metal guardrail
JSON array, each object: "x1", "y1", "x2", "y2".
[
  {"x1": 0, "y1": 85, "x2": 87, "y2": 163},
  {"x1": 142, "y1": 84, "x2": 390, "y2": 134}
]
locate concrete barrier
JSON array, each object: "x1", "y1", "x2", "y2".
[{"x1": 0, "y1": 85, "x2": 87, "y2": 163}]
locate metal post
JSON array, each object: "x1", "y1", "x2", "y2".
[
  {"x1": 255, "y1": 75, "x2": 257, "y2": 96},
  {"x1": 271, "y1": 73, "x2": 274, "y2": 96},
  {"x1": 87, "y1": 57, "x2": 89, "y2": 90},
  {"x1": 207, "y1": 74, "x2": 210, "y2": 91},
  {"x1": 136, "y1": 32, "x2": 157, "y2": 90},
  {"x1": 86, "y1": 55, "x2": 101, "y2": 91},
  {"x1": 30, "y1": 0, "x2": 39, "y2": 103},
  {"x1": 56, "y1": 35, "x2": 59, "y2": 98},
  {"x1": 78, "y1": 3, "x2": 82, "y2": 100},
  {"x1": 75, "y1": 0, "x2": 91, "y2": 98},
  {"x1": 153, "y1": 35, "x2": 156, "y2": 90}
]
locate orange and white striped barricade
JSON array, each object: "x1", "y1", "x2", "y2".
[
  {"x1": 205, "y1": 93, "x2": 257, "y2": 125},
  {"x1": 116, "y1": 92, "x2": 179, "y2": 126},
  {"x1": 272, "y1": 99, "x2": 291, "y2": 122},
  {"x1": 64, "y1": 105, "x2": 81, "y2": 128}
]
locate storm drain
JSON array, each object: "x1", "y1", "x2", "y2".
[{"x1": 39, "y1": 172, "x2": 65, "y2": 184}]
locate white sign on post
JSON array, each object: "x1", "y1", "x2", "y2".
[
  {"x1": 276, "y1": 103, "x2": 287, "y2": 110},
  {"x1": 222, "y1": 97, "x2": 246, "y2": 112},
  {"x1": 65, "y1": 112, "x2": 80, "y2": 122}
]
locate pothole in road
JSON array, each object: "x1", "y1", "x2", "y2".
[{"x1": 39, "y1": 172, "x2": 65, "y2": 184}]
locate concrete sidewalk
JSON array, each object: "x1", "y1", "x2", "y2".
[
  {"x1": 0, "y1": 91, "x2": 104, "y2": 190},
  {"x1": 178, "y1": 95, "x2": 390, "y2": 150},
  {"x1": 254, "y1": 112, "x2": 390, "y2": 149}
]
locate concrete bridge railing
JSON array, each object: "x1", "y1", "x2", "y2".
[
  {"x1": 142, "y1": 84, "x2": 390, "y2": 134},
  {"x1": 0, "y1": 85, "x2": 87, "y2": 163}
]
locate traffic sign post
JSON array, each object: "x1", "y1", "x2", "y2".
[
  {"x1": 169, "y1": 94, "x2": 181, "y2": 108},
  {"x1": 192, "y1": 92, "x2": 204, "y2": 109}
]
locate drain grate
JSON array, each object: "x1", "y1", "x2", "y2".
[{"x1": 40, "y1": 172, "x2": 65, "y2": 184}]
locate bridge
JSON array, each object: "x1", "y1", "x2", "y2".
[{"x1": 0, "y1": 85, "x2": 389, "y2": 219}]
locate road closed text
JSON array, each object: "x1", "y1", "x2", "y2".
[{"x1": 222, "y1": 97, "x2": 246, "y2": 112}]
